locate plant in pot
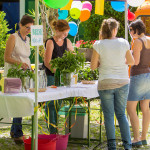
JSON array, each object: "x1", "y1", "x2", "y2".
[
  {"x1": 50, "y1": 51, "x2": 85, "y2": 87},
  {"x1": 7, "y1": 64, "x2": 35, "y2": 92},
  {"x1": 75, "y1": 40, "x2": 96, "y2": 62},
  {"x1": 78, "y1": 67, "x2": 99, "y2": 84}
]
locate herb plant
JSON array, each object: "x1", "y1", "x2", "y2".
[
  {"x1": 7, "y1": 64, "x2": 35, "y2": 91},
  {"x1": 78, "y1": 67, "x2": 99, "y2": 81},
  {"x1": 50, "y1": 51, "x2": 85, "y2": 73}
]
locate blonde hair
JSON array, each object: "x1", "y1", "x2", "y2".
[
  {"x1": 53, "y1": 20, "x2": 70, "y2": 32},
  {"x1": 99, "y1": 18, "x2": 120, "y2": 39}
]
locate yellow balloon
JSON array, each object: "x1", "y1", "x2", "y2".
[{"x1": 70, "y1": 8, "x2": 81, "y2": 19}]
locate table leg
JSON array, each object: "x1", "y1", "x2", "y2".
[
  {"x1": 100, "y1": 104, "x2": 102, "y2": 143},
  {"x1": 31, "y1": 115, "x2": 34, "y2": 150},
  {"x1": 56, "y1": 100, "x2": 58, "y2": 134},
  {"x1": 68, "y1": 98, "x2": 72, "y2": 140},
  {"x1": 88, "y1": 99, "x2": 90, "y2": 147}
]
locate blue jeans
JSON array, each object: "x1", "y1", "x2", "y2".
[
  {"x1": 99, "y1": 84, "x2": 131, "y2": 150},
  {"x1": 11, "y1": 118, "x2": 23, "y2": 138},
  {"x1": 45, "y1": 75, "x2": 62, "y2": 134}
]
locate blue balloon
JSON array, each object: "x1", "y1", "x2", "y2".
[
  {"x1": 58, "y1": 9, "x2": 68, "y2": 20},
  {"x1": 111, "y1": 1, "x2": 129, "y2": 12},
  {"x1": 68, "y1": 22, "x2": 78, "y2": 36}
]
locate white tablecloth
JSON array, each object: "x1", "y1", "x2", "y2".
[{"x1": 0, "y1": 82, "x2": 99, "y2": 118}]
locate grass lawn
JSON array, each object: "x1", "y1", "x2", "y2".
[{"x1": 0, "y1": 99, "x2": 149, "y2": 150}]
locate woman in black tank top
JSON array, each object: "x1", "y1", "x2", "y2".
[
  {"x1": 44, "y1": 20, "x2": 73, "y2": 134},
  {"x1": 127, "y1": 19, "x2": 150, "y2": 147}
]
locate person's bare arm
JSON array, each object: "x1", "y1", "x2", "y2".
[
  {"x1": 132, "y1": 39, "x2": 142, "y2": 65},
  {"x1": 44, "y1": 39, "x2": 56, "y2": 73},
  {"x1": 90, "y1": 49, "x2": 100, "y2": 70},
  {"x1": 4, "y1": 34, "x2": 29, "y2": 69},
  {"x1": 67, "y1": 38, "x2": 74, "y2": 51},
  {"x1": 125, "y1": 50, "x2": 135, "y2": 65}
]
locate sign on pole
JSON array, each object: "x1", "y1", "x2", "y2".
[{"x1": 31, "y1": 25, "x2": 43, "y2": 46}]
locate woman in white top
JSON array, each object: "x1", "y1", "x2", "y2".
[
  {"x1": 91, "y1": 18, "x2": 134, "y2": 150},
  {"x1": 4, "y1": 15, "x2": 34, "y2": 144}
]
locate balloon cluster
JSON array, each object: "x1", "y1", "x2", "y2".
[
  {"x1": 111, "y1": 0, "x2": 145, "y2": 21},
  {"x1": 69, "y1": 1, "x2": 92, "y2": 36},
  {"x1": 70, "y1": 1, "x2": 92, "y2": 22}
]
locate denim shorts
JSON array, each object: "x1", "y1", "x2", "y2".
[{"x1": 128, "y1": 73, "x2": 150, "y2": 101}]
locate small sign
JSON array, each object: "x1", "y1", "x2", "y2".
[{"x1": 31, "y1": 25, "x2": 43, "y2": 46}]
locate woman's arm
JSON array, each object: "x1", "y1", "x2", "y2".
[
  {"x1": 4, "y1": 35, "x2": 29, "y2": 69},
  {"x1": 90, "y1": 49, "x2": 100, "y2": 70},
  {"x1": 132, "y1": 39, "x2": 142, "y2": 65},
  {"x1": 125, "y1": 50, "x2": 135, "y2": 65},
  {"x1": 67, "y1": 38, "x2": 74, "y2": 51},
  {"x1": 44, "y1": 39, "x2": 56, "y2": 73}
]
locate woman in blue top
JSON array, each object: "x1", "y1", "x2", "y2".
[
  {"x1": 91, "y1": 18, "x2": 134, "y2": 150},
  {"x1": 44, "y1": 20, "x2": 73, "y2": 134}
]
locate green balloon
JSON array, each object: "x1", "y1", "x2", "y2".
[
  {"x1": 70, "y1": 8, "x2": 81, "y2": 20},
  {"x1": 44, "y1": 0, "x2": 69, "y2": 9}
]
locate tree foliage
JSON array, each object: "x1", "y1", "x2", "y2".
[
  {"x1": 81, "y1": 1, "x2": 127, "y2": 41},
  {"x1": 0, "y1": 11, "x2": 10, "y2": 67}
]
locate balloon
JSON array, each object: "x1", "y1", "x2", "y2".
[
  {"x1": 44, "y1": 0, "x2": 69, "y2": 9},
  {"x1": 71, "y1": 1, "x2": 82, "y2": 10},
  {"x1": 128, "y1": 9, "x2": 135, "y2": 21},
  {"x1": 70, "y1": 8, "x2": 81, "y2": 19},
  {"x1": 82, "y1": 1, "x2": 92, "y2": 12},
  {"x1": 79, "y1": 8, "x2": 90, "y2": 22},
  {"x1": 111, "y1": 1, "x2": 129, "y2": 12},
  {"x1": 61, "y1": 0, "x2": 73, "y2": 10},
  {"x1": 70, "y1": 1, "x2": 82, "y2": 19},
  {"x1": 58, "y1": 9, "x2": 68, "y2": 20},
  {"x1": 127, "y1": 0, "x2": 145, "y2": 7},
  {"x1": 68, "y1": 22, "x2": 78, "y2": 36}
]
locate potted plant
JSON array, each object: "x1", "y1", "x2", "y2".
[
  {"x1": 78, "y1": 67, "x2": 99, "y2": 84},
  {"x1": 7, "y1": 64, "x2": 35, "y2": 92},
  {"x1": 50, "y1": 51, "x2": 85, "y2": 86},
  {"x1": 76, "y1": 40, "x2": 96, "y2": 62}
]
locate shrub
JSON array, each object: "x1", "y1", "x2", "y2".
[{"x1": 0, "y1": 11, "x2": 10, "y2": 67}]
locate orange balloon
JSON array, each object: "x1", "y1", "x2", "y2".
[{"x1": 79, "y1": 8, "x2": 91, "y2": 22}]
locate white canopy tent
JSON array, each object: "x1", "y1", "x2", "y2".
[{"x1": 33, "y1": 0, "x2": 128, "y2": 149}]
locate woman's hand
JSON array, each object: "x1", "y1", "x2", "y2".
[{"x1": 21, "y1": 63, "x2": 29, "y2": 70}]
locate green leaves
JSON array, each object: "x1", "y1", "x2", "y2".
[
  {"x1": 7, "y1": 64, "x2": 35, "y2": 82},
  {"x1": 78, "y1": 67, "x2": 99, "y2": 81},
  {"x1": 0, "y1": 11, "x2": 11, "y2": 67},
  {"x1": 50, "y1": 51, "x2": 85, "y2": 73}
]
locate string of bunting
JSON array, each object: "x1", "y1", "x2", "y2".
[{"x1": 36, "y1": 97, "x2": 104, "y2": 135}]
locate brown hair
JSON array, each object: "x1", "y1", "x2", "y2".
[
  {"x1": 129, "y1": 19, "x2": 146, "y2": 35},
  {"x1": 20, "y1": 15, "x2": 34, "y2": 26},
  {"x1": 99, "y1": 18, "x2": 120, "y2": 39},
  {"x1": 53, "y1": 20, "x2": 70, "y2": 32}
]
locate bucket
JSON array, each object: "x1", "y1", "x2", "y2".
[
  {"x1": 24, "y1": 136, "x2": 56, "y2": 150},
  {"x1": 38, "y1": 133, "x2": 70, "y2": 150}
]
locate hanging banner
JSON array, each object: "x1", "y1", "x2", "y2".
[
  {"x1": 31, "y1": 25, "x2": 43, "y2": 46},
  {"x1": 95, "y1": 0, "x2": 104, "y2": 15},
  {"x1": 60, "y1": 0, "x2": 73, "y2": 10}
]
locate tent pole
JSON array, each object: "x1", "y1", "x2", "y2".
[
  {"x1": 125, "y1": 0, "x2": 128, "y2": 40},
  {"x1": 34, "y1": 0, "x2": 39, "y2": 150}
]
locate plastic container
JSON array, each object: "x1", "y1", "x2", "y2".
[
  {"x1": 59, "y1": 105, "x2": 88, "y2": 138},
  {"x1": 38, "y1": 134, "x2": 70, "y2": 150},
  {"x1": 24, "y1": 136, "x2": 56, "y2": 150}
]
